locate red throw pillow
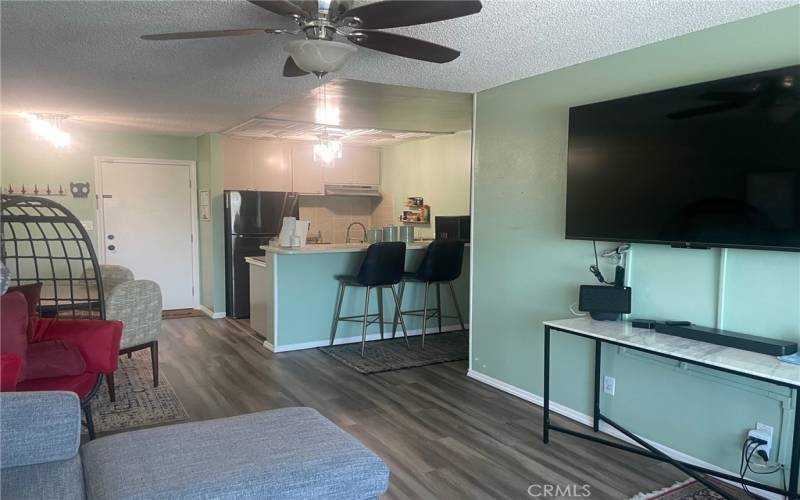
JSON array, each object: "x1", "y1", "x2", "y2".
[
  {"x1": 6, "y1": 282, "x2": 42, "y2": 318},
  {"x1": 6, "y1": 283, "x2": 42, "y2": 341},
  {"x1": 24, "y1": 340, "x2": 87, "y2": 381},
  {"x1": 0, "y1": 292, "x2": 29, "y2": 378},
  {"x1": 0, "y1": 353, "x2": 22, "y2": 391}
]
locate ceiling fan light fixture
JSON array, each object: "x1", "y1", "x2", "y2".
[{"x1": 284, "y1": 40, "x2": 356, "y2": 74}]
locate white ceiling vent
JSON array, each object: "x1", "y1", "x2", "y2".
[{"x1": 224, "y1": 118, "x2": 449, "y2": 146}]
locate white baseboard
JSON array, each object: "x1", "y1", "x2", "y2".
[
  {"x1": 196, "y1": 305, "x2": 225, "y2": 319},
  {"x1": 466, "y1": 369, "x2": 783, "y2": 500},
  {"x1": 273, "y1": 323, "x2": 469, "y2": 353}
]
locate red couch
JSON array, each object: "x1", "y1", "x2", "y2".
[{"x1": 0, "y1": 290, "x2": 122, "y2": 439}]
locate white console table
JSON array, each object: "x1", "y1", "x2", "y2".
[{"x1": 542, "y1": 317, "x2": 800, "y2": 499}]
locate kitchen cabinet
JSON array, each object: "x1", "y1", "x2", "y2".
[
  {"x1": 252, "y1": 141, "x2": 292, "y2": 192},
  {"x1": 291, "y1": 143, "x2": 323, "y2": 194},
  {"x1": 322, "y1": 146, "x2": 381, "y2": 185},
  {"x1": 224, "y1": 138, "x2": 291, "y2": 191},
  {"x1": 223, "y1": 137, "x2": 253, "y2": 191},
  {"x1": 224, "y1": 138, "x2": 380, "y2": 192},
  {"x1": 348, "y1": 147, "x2": 381, "y2": 185}
]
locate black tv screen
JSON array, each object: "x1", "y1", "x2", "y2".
[{"x1": 566, "y1": 65, "x2": 800, "y2": 251}]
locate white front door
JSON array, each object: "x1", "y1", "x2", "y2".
[{"x1": 99, "y1": 160, "x2": 195, "y2": 310}]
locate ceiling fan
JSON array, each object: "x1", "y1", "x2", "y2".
[{"x1": 141, "y1": 0, "x2": 482, "y2": 77}]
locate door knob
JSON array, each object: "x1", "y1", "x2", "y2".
[{"x1": 107, "y1": 244, "x2": 116, "y2": 251}]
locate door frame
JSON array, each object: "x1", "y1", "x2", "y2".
[{"x1": 94, "y1": 156, "x2": 200, "y2": 309}]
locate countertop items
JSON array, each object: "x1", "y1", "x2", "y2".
[{"x1": 260, "y1": 241, "x2": 439, "y2": 255}]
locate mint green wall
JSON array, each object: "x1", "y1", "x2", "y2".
[
  {"x1": 1, "y1": 116, "x2": 197, "y2": 247},
  {"x1": 472, "y1": 6, "x2": 800, "y2": 485},
  {"x1": 196, "y1": 133, "x2": 226, "y2": 313},
  {"x1": 380, "y1": 130, "x2": 472, "y2": 239}
]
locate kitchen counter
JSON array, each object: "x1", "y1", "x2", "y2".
[
  {"x1": 252, "y1": 241, "x2": 470, "y2": 352},
  {"x1": 260, "y1": 241, "x2": 437, "y2": 255}
]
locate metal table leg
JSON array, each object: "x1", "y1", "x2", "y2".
[
  {"x1": 543, "y1": 325, "x2": 551, "y2": 443},
  {"x1": 789, "y1": 391, "x2": 800, "y2": 499},
  {"x1": 594, "y1": 339, "x2": 601, "y2": 432}
]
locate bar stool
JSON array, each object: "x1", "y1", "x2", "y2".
[
  {"x1": 329, "y1": 242, "x2": 411, "y2": 357},
  {"x1": 392, "y1": 240, "x2": 466, "y2": 348}
]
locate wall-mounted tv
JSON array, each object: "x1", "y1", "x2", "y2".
[{"x1": 566, "y1": 65, "x2": 800, "y2": 252}]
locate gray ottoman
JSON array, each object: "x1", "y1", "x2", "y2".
[{"x1": 80, "y1": 407, "x2": 390, "y2": 499}]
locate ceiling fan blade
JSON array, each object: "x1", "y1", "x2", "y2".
[
  {"x1": 348, "y1": 30, "x2": 459, "y2": 63},
  {"x1": 340, "y1": 0, "x2": 482, "y2": 29},
  {"x1": 249, "y1": 0, "x2": 310, "y2": 18},
  {"x1": 283, "y1": 56, "x2": 310, "y2": 77},
  {"x1": 141, "y1": 28, "x2": 284, "y2": 40}
]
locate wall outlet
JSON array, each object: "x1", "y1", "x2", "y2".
[
  {"x1": 603, "y1": 376, "x2": 616, "y2": 396},
  {"x1": 747, "y1": 422, "x2": 774, "y2": 462}
]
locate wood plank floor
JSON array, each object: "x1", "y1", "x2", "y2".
[{"x1": 158, "y1": 316, "x2": 686, "y2": 500}]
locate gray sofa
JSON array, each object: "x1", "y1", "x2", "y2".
[{"x1": 1, "y1": 392, "x2": 390, "y2": 499}]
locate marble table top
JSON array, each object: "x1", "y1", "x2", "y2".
[{"x1": 544, "y1": 317, "x2": 800, "y2": 388}]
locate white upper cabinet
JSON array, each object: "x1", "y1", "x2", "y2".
[
  {"x1": 322, "y1": 146, "x2": 381, "y2": 185},
  {"x1": 252, "y1": 141, "x2": 292, "y2": 192},
  {"x1": 291, "y1": 143, "x2": 323, "y2": 195},
  {"x1": 224, "y1": 139, "x2": 380, "y2": 192},
  {"x1": 348, "y1": 147, "x2": 381, "y2": 185},
  {"x1": 223, "y1": 137, "x2": 253, "y2": 191}
]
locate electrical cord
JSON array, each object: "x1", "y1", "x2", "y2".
[
  {"x1": 739, "y1": 436, "x2": 786, "y2": 499},
  {"x1": 740, "y1": 439, "x2": 760, "y2": 498},
  {"x1": 590, "y1": 240, "x2": 618, "y2": 286}
]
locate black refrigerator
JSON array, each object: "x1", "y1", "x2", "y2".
[{"x1": 224, "y1": 191, "x2": 299, "y2": 318}]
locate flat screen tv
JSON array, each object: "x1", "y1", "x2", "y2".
[{"x1": 566, "y1": 65, "x2": 800, "y2": 252}]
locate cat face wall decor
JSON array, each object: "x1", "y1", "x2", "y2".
[{"x1": 70, "y1": 182, "x2": 90, "y2": 198}]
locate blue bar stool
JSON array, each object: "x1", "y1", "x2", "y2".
[
  {"x1": 392, "y1": 240, "x2": 466, "y2": 348},
  {"x1": 329, "y1": 242, "x2": 411, "y2": 357}
]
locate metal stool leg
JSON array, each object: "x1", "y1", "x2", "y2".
[
  {"x1": 330, "y1": 282, "x2": 345, "y2": 346},
  {"x1": 360, "y1": 286, "x2": 371, "y2": 357},
  {"x1": 436, "y1": 283, "x2": 443, "y2": 334},
  {"x1": 390, "y1": 285, "x2": 410, "y2": 348},
  {"x1": 391, "y1": 280, "x2": 405, "y2": 338},
  {"x1": 377, "y1": 287, "x2": 384, "y2": 340},
  {"x1": 422, "y1": 282, "x2": 430, "y2": 349},
  {"x1": 448, "y1": 281, "x2": 466, "y2": 331},
  {"x1": 83, "y1": 402, "x2": 96, "y2": 440}
]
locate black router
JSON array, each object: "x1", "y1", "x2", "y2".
[{"x1": 654, "y1": 322, "x2": 797, "y2": 357}]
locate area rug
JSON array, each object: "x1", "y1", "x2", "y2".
[
  {"x1": 630, "y1": 479, "x2": 755, "y2": 500},
  {"x1": 319, "y1": 330, "x2": 468, "y2": 374},
  {"x1": 84, "y1": 350, "x2": 189, "y2": 434}
]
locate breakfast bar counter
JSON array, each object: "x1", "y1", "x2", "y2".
[{"x1": 251, "y1": 241, "x2": 470, "y2": 352}]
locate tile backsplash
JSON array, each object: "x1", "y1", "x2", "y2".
[{"x1": 299, "y1": 193, "x2": 395, "y2": 244}]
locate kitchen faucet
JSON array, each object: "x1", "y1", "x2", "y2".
[{"x1": 346, "y1": 222, "x2": 367, "y2": 243}]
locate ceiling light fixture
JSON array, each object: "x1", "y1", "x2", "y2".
[
  {"x1": 283, "y1": 40, "x2": 356, "y2": 76},
  {"x1": 20, "y1": 113, "x2": 71, "y2": 148},
  {"x1": 313, "y1": 81, "x2": 343, "y2": 166}
]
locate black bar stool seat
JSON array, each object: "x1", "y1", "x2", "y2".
[
  {"x1": 392, "y1": 240, "x2": 467, "y2": 348},
  {"x1": 330, "y1": 242, "x2": 410, "y2": 357}
]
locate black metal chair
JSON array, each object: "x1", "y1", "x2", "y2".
[
  {"x1": 329, "y1": 242, "x2": 410, "y2": 357},
  {"x1": 1, "y1": 195, "x2": 105, "y2": 319},
  {"x1": 392, "y1": 240, "x2": 466, "y2": 348}
]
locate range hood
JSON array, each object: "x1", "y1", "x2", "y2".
[{"x1": 324, "y1": 184, "x2": 382, "y2": 197}]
